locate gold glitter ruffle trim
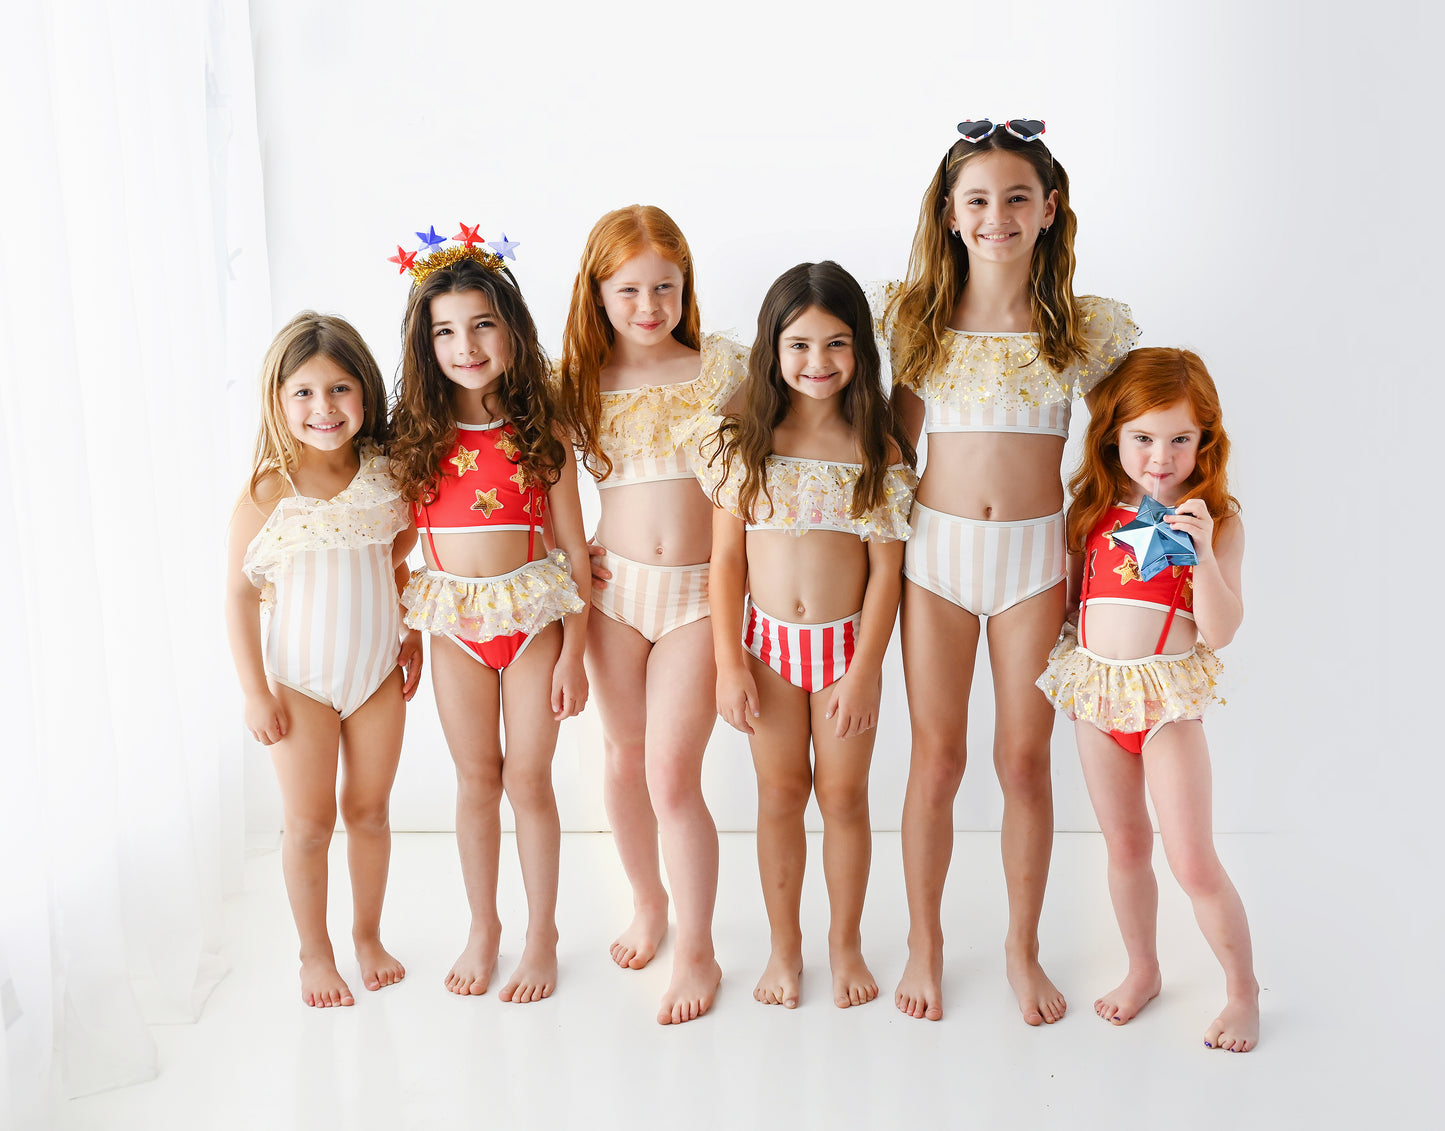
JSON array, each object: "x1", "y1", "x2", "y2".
[{"x1": 400, "y1": 550, "x2": 584, "y2": 642}]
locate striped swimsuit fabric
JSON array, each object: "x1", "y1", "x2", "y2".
[
  {"x1": 243, "y1": 447, "x2": 409, "y2": 719},
  {"x1": 904, "y1": 501, "x2": 1066, "y2": 617},
  {"x1": 742, "y1": 597, "x2": 860, "y2": 693},
  {"x1": 590, "y1": 550, "x2": 710, "y2": 644}
]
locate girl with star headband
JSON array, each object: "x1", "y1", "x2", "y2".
[
  {"x1": 225, "y1": 312, "x2": 421, "y2": 1009},
  {"x1": 875, "y1": 120, "x2": 1138, "y2": 1026},
  {"x1": 1036, "y1": 346, "x2": 1256, "y2": 1052},
  {"x1": 556, "y1": 204, "x2": 748, "y2": 1025},
  {"x1": 389, "y1": 230, "x2": 591, "y2": 1004}
]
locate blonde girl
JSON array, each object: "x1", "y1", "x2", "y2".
[
  {"x1": 879, "y1": 120, "x2": 1138, "y2": 1023},
  {"x1": 706, "y1": 261, "x2": 916, "y2": 1010},
  {"x1": 391, "y1": 246, "x2": 590, "y2": 1003},
  {"x1": 1038, "y1": 347, "x2": 1257, "y2": 1051},
  {"x1": 225, "y1": 311, "x2": 420, "y2": 1007},
  {"x1": 558, "y1": 205, "x2": 747, "y2": 1025}
]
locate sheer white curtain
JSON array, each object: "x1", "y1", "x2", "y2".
[{"x1": 0, "y1": 0, "x2": 270, "y2": 1118}]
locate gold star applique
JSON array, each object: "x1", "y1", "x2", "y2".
[
  {"x1": 1103, "y1": 520, "x2": 1124, "y2": 549},
  {"x1": 493, "y1": 431, "x2": 520, "y2": 460},
  {"x1": 1113, "y1": 555, "x2": 1141, "y2": 586},
  {"x1": 450, "y1": 445, "x2": 479, "y2": 476},
  {"x1": 509, "y1": 466, "x2": 534, "y2": 492},
  {"x1": 470, "y1": 488, "x2": 502, "y2": 517},
  {"x1": 523, "y1": 495, "x2": 544, "y2": 517}
]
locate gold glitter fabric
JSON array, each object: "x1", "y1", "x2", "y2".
[
  {"x1": 242, "y1": 443, "x2": 410, "y2": 611},
  {"x1": 400, "y1": 549, "x2": 584, "y2": 643},
  {"x1": 696, "y1": 455, "x2": 917, "y2": 542},
  {"x1": 870, "y1": 285, "x2": 1139, "y2": 413},
  {"x1": 588, "y1": 333, "x2": 749, "y2": 482},
  {"x1": 1036, "y1": 625, "x2": 1224, "y2": 734}
]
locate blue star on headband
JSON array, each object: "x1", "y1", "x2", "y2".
[
  {"x1": 489, "y1": 232, "x2": 520, "y2": 260},
  {"x1": 415, "y1": 226, "x2": 446, "y2": 255},
  {"x1": 1111, "y1": 495, "x2": 1198, "y2": 582}
]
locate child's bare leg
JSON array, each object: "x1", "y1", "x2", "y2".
[
  {"x1": 1076, "y1": 722, "x2": 1161, "y2": 1024},
  {"x1": 987, "y1": 588, "x2": 1068, "y2": 1026},
  {"x1": 811, "y1": 693, "x2": 878, "y2": 1008},
  {"x1": 498, "y1": 625, "x2": 564, "y2": 1004},
  {"x1": 645, "y1": 621, "x2": 723, "y2": 1024},
  {"x1": 587, "y1": 615, "x2": 668, "y2": 970},
  {"x1": 896, "y1": 582, "x2": 980, "y2": 1021},
  {"x1": 432, "y1": 641, "x2": 504, "y2": 996},
  {"x1": 1145, "y1": 722, "x2": 1259, "y2": 1052},
  {"x1": 339, "y1": 667, "x2": 407, "y2": 991},
  {"x1": 268, "y1": 688, "x2": 352, "y2": 1007}
]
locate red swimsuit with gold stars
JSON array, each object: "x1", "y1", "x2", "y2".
[{"x1": 401, "y1": 420, "x2": 583, "y2": 670}]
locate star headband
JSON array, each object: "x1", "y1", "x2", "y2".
[{"x1": 386, "y1": 223, "x2": 521, "y2": 286}]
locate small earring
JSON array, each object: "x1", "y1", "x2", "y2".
[
  {"x1": 1040, "y1": 225, "x2": 1051, "y2": 235},
  {"x1": 950, "y1": 229, "x2": 960, "y2": 237}
]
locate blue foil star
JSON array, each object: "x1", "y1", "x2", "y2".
[
  {"x1": 489, "y1": 232, "x2": 520, "y2": 260},
  {"x1": 415, "y1": 226, "x2": 446, "y2": 254},
  {"x1": 1112, "y1": 495, "x2": 1197, "y2": 582}
]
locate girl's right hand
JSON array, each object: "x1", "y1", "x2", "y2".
[
  {"x1": 244, "y1": 692, "x2": 288, "y2": 745},
  {"x1": 588, "y1": 540, "x2": 612, "y2": 591},
  {"x1": 716, "y1": 663, "x2": 760, "y2": 735}
]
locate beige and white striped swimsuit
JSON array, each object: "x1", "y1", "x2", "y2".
[{"x1": 243, "y1": 447, "x2": 410, "y2": 719}]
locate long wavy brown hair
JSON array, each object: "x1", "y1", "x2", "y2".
[
  {"x1": 389, "y1": 259, "x2": 566, "y2": 505},
  {"x1": 247, "y1": 310, "x2": 389, "y2": 504},
  {"x1": 889, "y1": 129, "x2": 1087, "y2": 388},
  {"x1": 705, "y1": 261, "x2": 916, "y2": 522},
  {"x1": 557, "y1": 204, "x2": 702, "y2": 479},
  {"x1": 1068, "y1": 347, "x2": 1239, "y2": 552}
]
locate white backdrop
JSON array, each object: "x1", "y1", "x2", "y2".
[{"x1": 236, "y1": 0, "x2": 1437, "y2": 844}]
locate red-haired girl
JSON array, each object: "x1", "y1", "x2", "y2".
[
  {"x1": 558, "y1": 205, "x2": 747, "y2": 1024},
  {"x1": 1038, "y1": 347, "x2": 1258, "y2": 1052}
]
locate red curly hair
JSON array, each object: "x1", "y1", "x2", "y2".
[{"x1": 1068, "y1": 347, "x2": 1239, "y2": 553}]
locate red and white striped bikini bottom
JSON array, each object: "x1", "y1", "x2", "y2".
[{"x1": 742, "y1": 597, "x2": 860, "y2": 693}]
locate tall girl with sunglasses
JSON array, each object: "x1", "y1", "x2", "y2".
[{"x1": 878, "y1": 120, "x2": 1138, "y2": 1024}]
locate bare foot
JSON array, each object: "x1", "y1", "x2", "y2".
[
  {"x1": 829, "y1": 942, "x2": 878, "y2": 1008},
  {"x1": 1095, "y1": 967, "x2": 1161, "y2": 1025},
  {"x1": 1204, "y1": 994, "x2": 1260, "y2": 1052},
  {"x1": 444, "y1": 922, "x2": 500, "y2": 996},
  {"x1": 658, "y1": 954, "x2": 722, "y2": 1024},
  {"x1": 610, "y1": 901, "x2": 668, "y2": 971},
  {"x1": 753, "y1": 946, "x2": 802, "y2": 1009},
  {"x1": 894, "y1": 939, "x2": 943, "y2": 1020},
  {"x1": 500, "y1": 936, "x2": 557, "y2": 1004},
  {"x1": 1006, "y1": 951, "x2": 1067, "y2": 1026},
  {"x1": 355, "y1": 936, "x2": 406, "y2": 992},
  {"x1": 300, "y1": 953, "x2": 354, "y2": 1008}
]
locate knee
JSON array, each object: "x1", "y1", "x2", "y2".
[
  {"x1": 605, "y1": 738, "x2": 648, "y2": 785},
  {"x1": 1103, "y1": 825, "x2": 1154, "y2": 872},
  {"x1": 339, "y1": 795, "x2": 390, "y2": 837},
  {"x1": 910, "y1": 735, "x2": 967, "y2": 797},
  {"x1": 1168, "y1": 846, "x2": 1226, "y2": 900},
  {"x1": 756, "y1": 772, "x2": 813, "y2": 819},
  {"x1": 814, "y1": 778, "x2": 869, "y2": 824},
  {"x1": 644, "y1": 759, "x2": 703, "y2": 821},
  {"x1": 993, "y1": 740, "x2": 1052, "y2": 802},
  {"x1": 502, "y1": 763, "x2": 557, "y2": 813},
  {"x1": 284, "y1": 811, "x2": 336, "y2": 853},
  {"x1": 455, "y1": 763, "x2": 504, "y2": 809}
]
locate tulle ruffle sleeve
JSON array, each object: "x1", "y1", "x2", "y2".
[
  {"x1": 1059, "y1": 296, "x2": 1140, "y2": 398},
  {"x1": 242, "y1": 444, "x2": 410, "y2": 592},
  {"x1": 698, "y1": 333, "x2": 749, "y2": 411}
]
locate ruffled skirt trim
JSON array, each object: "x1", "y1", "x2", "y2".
[
  {"x1": 1036, "y1": 629, "x2": 1224, "y2": 733},
  {"x1": 401, "y1": 549, "x2": 584, "y2": 643}
]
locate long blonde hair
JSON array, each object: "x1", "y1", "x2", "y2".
[
  {"x1": 889, "y1": 130, "x2": 1087, "y2": 388},
  {"x1": 558, "y1": 205, "x2": 701, "y2": 479},
  {"x1": 247, "y1": 311, "x2": 388, "y2": 503}
]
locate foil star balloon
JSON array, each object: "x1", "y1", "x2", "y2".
[
  {"x1": 453, "y1": 222, "x2": 484, "y2": 247},
  {"x1": 1112, "y1": 495, "x2": 1197, "y2": 582},
  {"x1": 489, "y1": 232, "x2": 520, "y2": 259},
  {"x1": 415, "y1": 226, "x2": 446, "y2": 255},
  {"x1": 387, "y1": 245, "x2": 418, "y2": 273}
]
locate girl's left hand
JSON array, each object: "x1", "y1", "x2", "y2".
[
  {"x1": 824, "y1": 669, "x2": 881, "y2": 739},
  {"x1": 551, "y1": 653, "x2": 589, "y2": 721},
  {"x1": 1165, "y1": 498, "x2": 1214, "y2": 558},
  {"x1": 397, "y1": 629, "x2": 424, "y2": 701}
]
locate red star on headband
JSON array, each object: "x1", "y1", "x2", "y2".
[
  {"x1": 388, "y1": 246, "x2": 418, "y2": 273},
  {"x1": 453, "y1": 223, "x2": 484, "y2": 247}
]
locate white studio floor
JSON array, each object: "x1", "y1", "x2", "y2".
[{"x1": 52, "y1": 830, "x2": 1435, "y2": 1131}]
